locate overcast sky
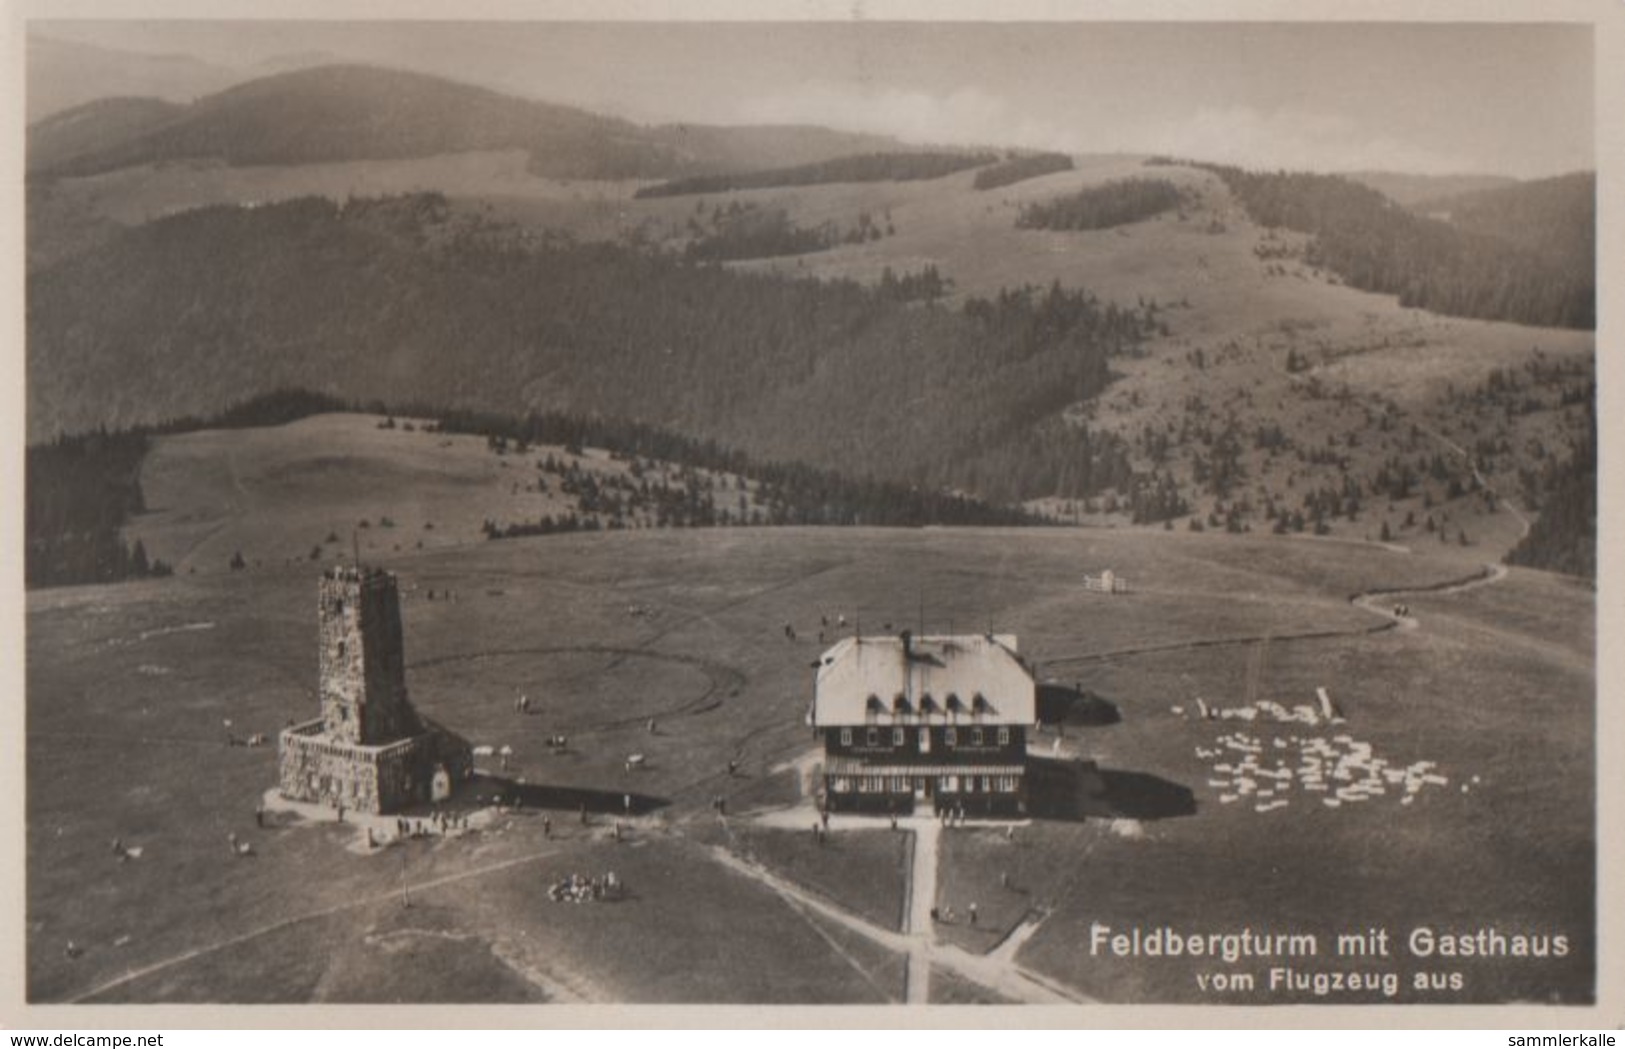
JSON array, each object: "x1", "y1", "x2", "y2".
[{"x1": 33, "y1": 20, "x2": 1594, "y2": 178}]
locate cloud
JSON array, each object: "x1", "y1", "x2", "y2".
[
  {"x1": 732, "y1": 82, "x2": 1072, "y2": 152},
  {"x1": 732, "y1": 83, "x2": 1478, "y2": 175},
  {"x1": 1120, "y1": 106, "x2": 1478, "y2": 175}
]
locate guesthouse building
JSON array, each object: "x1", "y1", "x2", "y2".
[{"x1": 810, "y1": 632, "x2": 1037, "y2": 815}]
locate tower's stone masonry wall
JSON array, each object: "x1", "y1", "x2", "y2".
[
  {"x1": 279, "y1": 719, "x2": 475, "y2": 814},
  {"x1": 317, "y1": 571, "x2": 419, "y2": 745},
  {"x1": 278, "y1": 720, "x2": 386, "y2": 810},
  {"x1": 279, "y1": 567, "x2": 473, "y2": 815}
]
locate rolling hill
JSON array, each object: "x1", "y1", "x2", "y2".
[
  {"x1": 27, "y1": 64, "x2": 914, "y2": 183},
  {"x1": 23, "y1": 63, "x2": 1595, "y2": 581},
  {"x1": 1410, "y1": 171, "x2": 1595, "y2": 269},
  {"x1": 26, "y1": 96, "x2": 189, "y2": 174},
  {"x1": 29, "y1": 65, "x2": 682, "y2": 180},
  {"x1": 1180, "y1": 161, "x2": 1593, "y2": 329},
  {"x1": 25, "y1": 34, "x2": 241, "y2": 123},
  {"x1": 25, "y1": 194, "x2": 1150, "y2": 490},
  {"x1": 1342, "y1": 171, "x2": 1517, "y2": 208}
]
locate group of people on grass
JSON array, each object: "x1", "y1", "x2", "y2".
[
  {"x1": 929, "y1": 902, "x2": 979, "y2": 926},
  {"x1": 547, "y1": 870, "x2": 622, "y2": 903}
]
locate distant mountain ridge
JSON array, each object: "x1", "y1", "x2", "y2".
[
  {"x1": 1343, "y1": 171, "x2": 1518, "y2": 207},
  {"x1": 28, "y1": 63, "x2": 913, "y2": 182},
  {"x1": 26, "y1": 97, "x2": 190, "y2": 174},
  {"x1": 27, "y1": 34, "x2": 243, "y2": 123},
  {"x1": 1411, "y1": 171, "x2": 1594, "y2": 268}
]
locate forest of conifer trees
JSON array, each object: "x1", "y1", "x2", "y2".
[
  {"x1": 633, "y1": 151, "x2": 998, "y2": 198},
  {"x1": 1174, "y1": 161, "x2": 1594, "y2": 329}
]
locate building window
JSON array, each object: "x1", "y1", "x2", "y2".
[
  {"x1": 972, "y1": 728, "x2": 984, "y2": 746},
  {"x1": 998, "y1": 727, "x2": 1011, "y2": 745},
  {"x1": 866, "y1": 728, "x2": 878, "y2": 746},
  {"x1": 839, "y1": 728, "x2": 852, "y2": 746},
  {"x1": 945, "y1": 728, "x2": 957, "y2": 747},
  {"x1": 892, "y1": 728, "x2": 905, "y2": 746},
  {"x1": 919, "y1": 727, "x2": 931, "y2": 754}
]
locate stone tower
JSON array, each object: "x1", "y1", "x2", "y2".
[
  {"x1": 318, "y1": 565, "x2": 421, "y2": 745},
  {"x1": 280, "y1": 564, "x2": 473, "y2": 814}
]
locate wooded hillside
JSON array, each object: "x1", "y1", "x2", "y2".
[
  {"x1": 28, "y1": 194, "x2": 1153, "y2": 499},
  {"x1": 1175, "y1": 161, "x2": 1593, "y2": 329}
]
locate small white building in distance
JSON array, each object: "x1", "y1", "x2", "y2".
[
  {"x1": 1084, "y1": 568, "x2": 1130, "y2": 594},
  {"x1": 809, "y1": 631, "x2": 1037, "y2": 815}
]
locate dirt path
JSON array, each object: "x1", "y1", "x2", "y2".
[
  {"x1": 904, "y1": 821, "x2": 940, "y2": 1003},
  {"x1": 67, "y1": 842, "x2": 586, "y2": 1004},
  {"x1": 1349, "y1": 562, "x2": 1507, "y2": 630},
  {"x1": 1045, "y1": 560, "x2": 1517, "y2": 673},
  {"x1": 707, "y1": 834, "x2": 1087, "y2": 1005}
]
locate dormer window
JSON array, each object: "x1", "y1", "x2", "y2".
[
  {"x1": 946, "y1": 693, "x2": 965, "y2": 721},
  {"x1": 865, "y1": 694, "x2": 884, "y2": 724},
  {"x1": 892, "y1": 693, "x2": 912, "y2": 718}
]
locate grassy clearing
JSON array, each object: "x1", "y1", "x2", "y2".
[
  {"x1": 28, "y1": 524, "x2": 1592, "y2": 1003},
  {"x1": 129, "y1": 413, "x2": 767, "y2": 576},
  {"x1": 928, "y1": 967, "x2": 1019, "y2": 1005},
  {"x1": 432, "y1": 837, "x2": 897, "y2": 1003},
  {"x1": 932, "y1": 823, "x2": 1095, "y2": 956},
  {"x1": 726, "y1": 825, "x2": 909, "y2": 932},
  {"x1": 1011, "y1": 597, "x2": 1593, "y2": 1003}
]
